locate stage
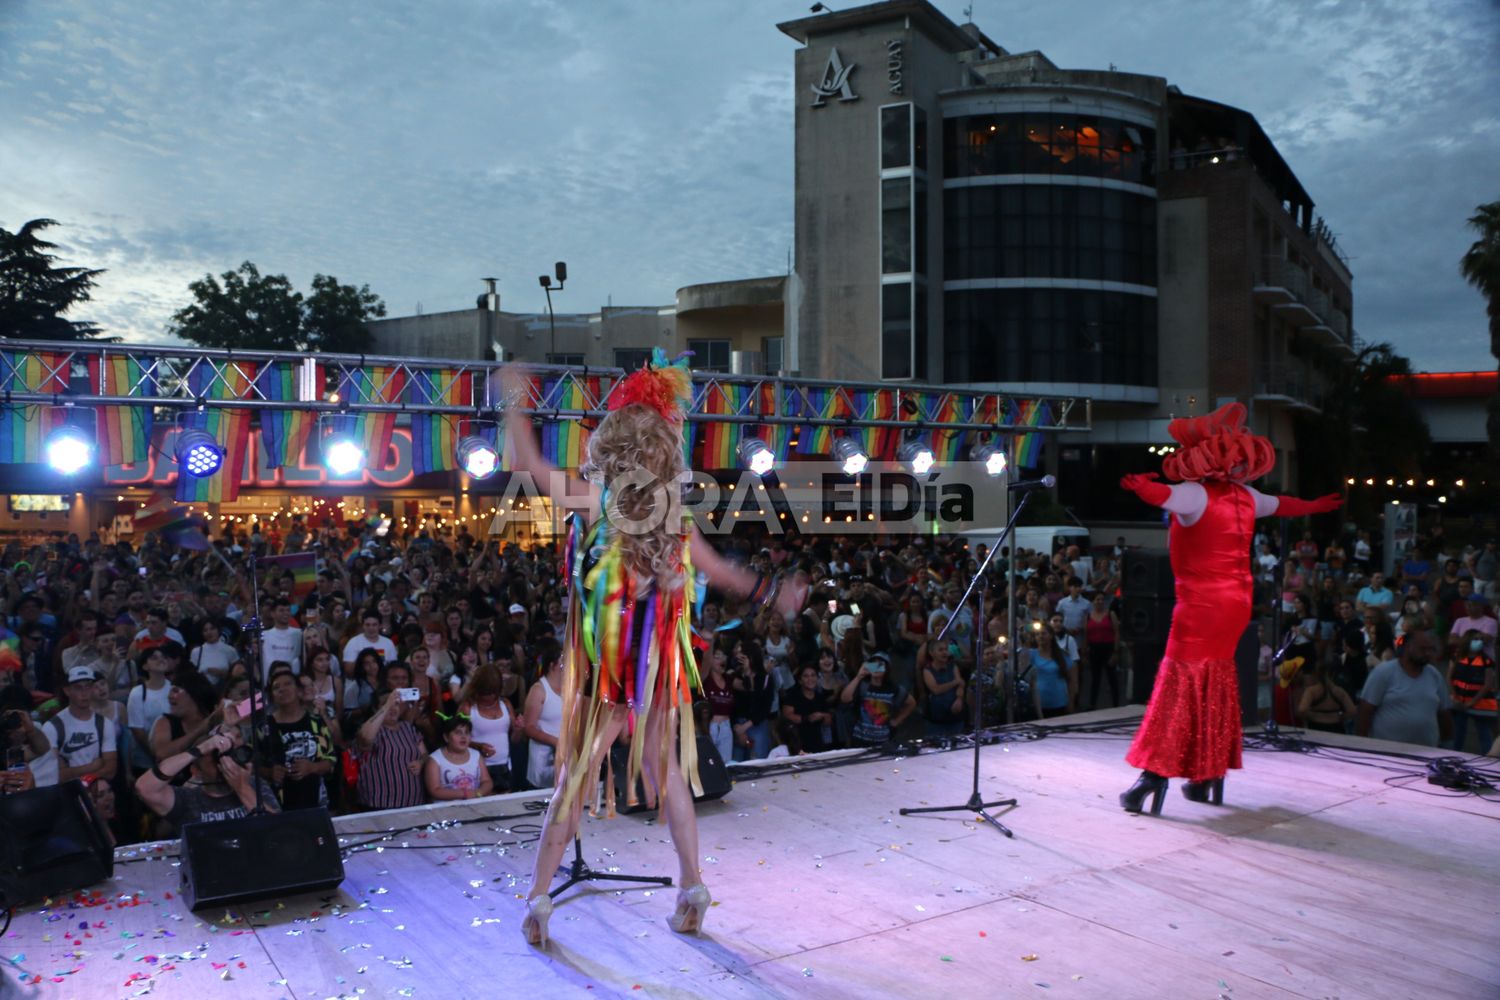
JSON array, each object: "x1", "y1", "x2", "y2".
[{"x1": 4, "y1": 707, "x2": 1498, "y2": 1000}]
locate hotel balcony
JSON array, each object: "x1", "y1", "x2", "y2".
[
  {"x1": 1253, "y1": 256, "x2": 1353, "y2": 354},
  {"x1": 1253, "y1": 361, "x2": 1325, "y2": 413}
]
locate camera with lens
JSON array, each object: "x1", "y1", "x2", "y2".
[{"x1": 227, "y1": 744, "x2": 255, "y2": 767}]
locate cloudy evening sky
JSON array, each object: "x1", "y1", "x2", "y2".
[{"x1": 2, "y1": 0, "x2": 1497, "y2": 371}]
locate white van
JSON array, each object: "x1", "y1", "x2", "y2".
[{"x1": 959, "y1": 524, "x2": 1090, "y2": 557}]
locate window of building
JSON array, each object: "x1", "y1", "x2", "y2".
[
  {"x1": 882, "y1": 283, "x2": 913, "y2": 380},
  {"x1": 881, "y1": 104, "x2": 912, "y2": 170},
  {"x1": 943, "y1": 186, "x2": 1156, "y2": 285},
  {"x1": 943, "y1": 113, "x2": 1156, "y2": 183},
  {"x1": 882, "y1": 177, "x2": 912, "y2": 274},
  {"x1": 614, "y1": 348, "x2": 652, "y2": 371},
  {"x1": 546, "y1": 353, "x2": 585, "y2": 366},
  {"x1": 763, "y1": 337, "x2": 784, "y2": 375},
  {"x1": 943, "y1": 288, "x2": 1156, "y2": 387},
  {"x1": 686, "y1": 339, "x2": 730, "y2": 372}
]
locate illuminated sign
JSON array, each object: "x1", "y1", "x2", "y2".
[
  {"x1": 105, "y1": 427, "x2": 417, "y2": 489},
  {"x1": 9, "y1": 494, "x2": 70, "y2": 512}
]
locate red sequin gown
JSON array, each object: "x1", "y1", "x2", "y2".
[{"x1": 1125, "y1": 480, "x2": 1253, "y2": 780}]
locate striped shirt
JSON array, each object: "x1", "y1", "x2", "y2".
[{"x1": 355, "y1": 721, "x2": 426, "y2": 810}]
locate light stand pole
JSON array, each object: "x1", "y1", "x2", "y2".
[{"x1": 538, "y1": 261, "x2": 567, "y2": 362}]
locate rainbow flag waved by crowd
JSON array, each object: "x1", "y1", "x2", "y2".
[
  {"x1": 262, "y1": 551, "x2": 318, "y2": 600},
  {"x1": 134, "y1": 490, "x2": 210, "y2": 550}
]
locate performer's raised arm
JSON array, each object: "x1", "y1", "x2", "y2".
[
  {"x1": 500, "y1": 365, "x2": 601, "y2": 512},
  {"x1": 1263, "y1": 491, "x2": 1343, "y2": 518},
  {"x1": 1121, "y1": 473, "x2": 1208, "y2": 521}
]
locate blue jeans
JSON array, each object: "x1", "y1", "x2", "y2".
[
  {"x1": 708, "y1": 718, "x2": 733, "y2": 764},
  {"x1": 1450, "y1": 710, "x2": 1495, "y2": 754},
  {"x1": 733, "y1": 719, "x2": 771, "y2": 761}
]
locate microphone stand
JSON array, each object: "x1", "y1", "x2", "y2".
[
  {"x1": 240, "y1": 547, "x2": 268, "y2": 817},
  {"x1": 899, "y1": 484, "x2": 1039, "y2": 837}
]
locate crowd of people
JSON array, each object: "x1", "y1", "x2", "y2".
[{"x1": 2, "y1": 514, "x2": 1496, "y2": 846}]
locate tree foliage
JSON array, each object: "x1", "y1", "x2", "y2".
[
  {"x1": 169, "y1": 261, "x2": 385, "y2": 354},
  {"x1": 0, "y1": 218, "x2": 109, "y2": 340},
  {"x1": 1458, "y1": 199, "x2": 1500, "y2": 453}
]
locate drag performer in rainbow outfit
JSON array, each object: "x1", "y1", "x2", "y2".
[
  {"x1": 1117, "y1": 403, "x2": 1340, "y2": 814},
  {"x1": 503, "y1": 350, "x2": 806, "y2": 946}
]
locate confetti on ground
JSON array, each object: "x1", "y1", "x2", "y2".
[{"x1": 1021, "y1": 953, "x2": 1039, "y2": 962}]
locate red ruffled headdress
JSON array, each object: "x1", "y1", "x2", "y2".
[
  {"x1": 608, "y1": 347, "x2": 692, "y2": 425},
  {"x1": 1160, "y1": 402, "x2": 1275, "y2": 483}
]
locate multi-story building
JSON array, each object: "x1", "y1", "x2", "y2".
[{"x1": 368, "y1": 0, "x2": 1356, "y2": 523}]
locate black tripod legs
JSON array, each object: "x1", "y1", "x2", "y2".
[
  {"x1": 900, "y1": 792, "x2": 1019, "y2": 838},
  {"x1": 549, "y1": 836, "x2": 674, "y2": 899}
]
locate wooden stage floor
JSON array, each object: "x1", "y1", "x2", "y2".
[{"x1": 3, "y1": 708, "x2": 1498, "y2": 1000}]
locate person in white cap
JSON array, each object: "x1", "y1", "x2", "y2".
[{"x1": 50, "y1": 665, "x2": 119, "y2": 784}]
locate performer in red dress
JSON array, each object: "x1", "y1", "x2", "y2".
[{"x1": 1118, "y1": 403, "x2": 1340, "y2": 814}]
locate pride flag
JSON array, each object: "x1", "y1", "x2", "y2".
[
  {"x1": 410, "y1": 368, "x2": 474, "y2": 474},
  {"x1": 855, "y1": 389, "x2": 899, "y2": 462},
  {"x1": 930, "y1": 395, "x2": 966, "y2": 463},
  {"x1": 538, "y1": 376, "x2": 595, "y2": 470},
  {"x1": 256, "y1": 362, "x2": 320, "y2": 469},
  {"x1": 332, "y1": 366, "x2": 407, "y2": 469},
  {"x1": 1012, "y1": 399, "x2": 1052, "y2": 469},
  {"x1": 796, "y1": 388, "x2": 852, "y2": 456},
  {"x1": 262, "y1": 551, "x2": 318, "y2": 601},
  {"x1": 134, "y1": 489, "x2": 209, "y2": 550},
  {"x1": 0, "y1": 350, "x2": 71, "y2": 464},
  {"x1": 88, "y1": 355, "x2": 153, "y2": 466},
  {"x1": 175, "y1": 361, "x2": 257, "y2": 503},
  {"x1": 699, "y1": 383, "x2": 748, "y2": 469}
]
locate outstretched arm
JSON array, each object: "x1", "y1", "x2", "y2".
[
  {"x1": 1121, "y1": 474, "x2": 1208, "y2": 521},
  {"x1": 1265, "y1": 491, "x2": 1343, "y2": 518},
  {"x1": 690, "y1": 526, "x2": 807, "y2": 617}
]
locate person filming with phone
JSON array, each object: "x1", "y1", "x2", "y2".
[
  {"x1": 840, "y1": 652, "x2": 915, "y2": 747},
  {"x1": 353, "y1": 663, "x2": 428, "y2": 811}
]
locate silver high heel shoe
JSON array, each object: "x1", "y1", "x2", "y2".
[
  {"x1": 521, "y1": 894, "x2": 554, "y2": 947},
  {"x1": 666, "y1": 883, "x2": 711, "y2": 935}
]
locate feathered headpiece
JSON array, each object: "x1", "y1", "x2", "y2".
[
  {"x1": 1161, "y1": 402, "x2": 1275, "y2": 484},
  {"x1": 608, "y1": 347, "x2": 693, "y2": 424}
]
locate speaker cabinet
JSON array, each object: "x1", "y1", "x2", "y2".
[
  {"x1": 1122, "y1": 549, "x2": 1174, "y2": 600},
  {"x1": 180, "y1": 808, "x2": 345, "y2": 911},
  {"x1": 611, "y1": 733, "x2": 732, "y2": 815},
  {"x1": 0, "y1": 780, "x2": 114, "y2": 910}
]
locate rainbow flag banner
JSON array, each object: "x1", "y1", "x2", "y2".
[
  {"x1": 1012, "y1": 399, "x2": 1052, "y2": 469},
  {"x1": 795, "y1": 388, "x2": 853, "y2": 456},
  {"x1": 332, "y1": 366, "x2": 408, "y2": 469},
  {"x1": 134, "y1": 489, "x2": 209, "y2": 550},
  {"x1": 256, "y1": 362, "x2": 320, "y2": 469},
  {"x1": 931, "y1": 395, "x2": 967, "y2": 463},
  {"x1": 88, "y1": 355, "x2": 154, "y2": 466},
  {"x1": 538, "y1": 376, "x2": 595, "y2": 470},
  {"x1": 0, "y1": 350, "x2": 71, "y2": 465},
  {"x1": 699, "y1": 383, "x2": 748, "y2": 469},
  {"x1": 175, "y1": 361, "x2": 257, "y2": 503},
  {"x1": 855, "y1": 389, "x2": 899, "y2": 462},
  {"x1": 410, "y1": 368, "x2": 474, "y2": 474},
  {"x1": 263, "y1": 551, "x2": 317, "y2": 601}
]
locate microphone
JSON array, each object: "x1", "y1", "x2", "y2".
[{"x1": 1007, "y1": 475, "x2": 1057, "y2": 491}]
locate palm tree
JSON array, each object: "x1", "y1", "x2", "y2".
[
  {"x1": 1459, "y1": 200, "x2": 1500, "y2": 453},
  {"x1": 0, "y1": 218, "x2": 109, "y2": 340}
]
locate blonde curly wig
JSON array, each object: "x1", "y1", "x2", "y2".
[{"x1": 580, "y1": 403, "x2": 687, "y2": 589}]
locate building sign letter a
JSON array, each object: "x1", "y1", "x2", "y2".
[{"x1": 811, "y1": 47, "x2": 857, "y2": 106}]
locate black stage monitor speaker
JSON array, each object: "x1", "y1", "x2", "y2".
[
  {"x1": 180, "y1": 807, "x2": 345, "y2": 911},
  {"x1": 0, "y1": 779, "x2": 114, "y2": 910},
  {"x1": 1122, "y1": 549, "x2": 1174, "y2": 600},
  {"x1": 611, "y1": 733, "x2": 732, "y2": 815}
]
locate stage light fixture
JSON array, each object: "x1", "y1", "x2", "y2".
[
  {"x1": 898, "y1": 439, "x2": 935, "y2": 476},
  {"x1": 323, "y1": 435, "x2": 365, "y2": 476},
  {"x1": 175, "y1": 429, "x2": 224, "y2": 477},
  {"x1": 45, "y1": 427, "x2": 93, "y2": 475},
  {"x1": 971, "y1": 440, "x2": 1008, "y2": 478},
  {"x1": 831, "y1": 436, "x2": 868, "y2": 476},
  {"x1": 456, "y1": 435, "x2": 500, "y2": 479},
  {"x1": 738, "y1": 438, "x2": 776, "y2": 477}
]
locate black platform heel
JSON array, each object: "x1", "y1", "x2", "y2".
[
  {"x1": 1182, "y1": 777, "x2": 1224, "y2": 805},
  {"x1": 1119, "y1": 771, "x2": 1168, "y2": 815}
]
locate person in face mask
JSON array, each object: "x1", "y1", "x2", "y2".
[
  {"x1": 1445, "y1": 629, "x2": 1496, "y2": 753},
  {"x1": 1355, "y1": 630, "x2": 1453, "y2": 748}
]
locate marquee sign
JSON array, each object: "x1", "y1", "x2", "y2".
[{"x1": 104, "y1": 426, "x2": 418, "y2": 490}]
